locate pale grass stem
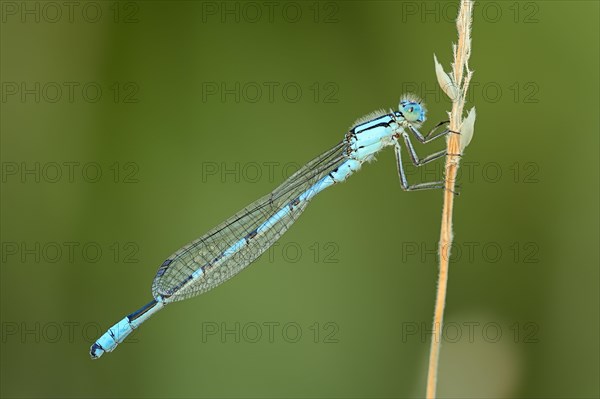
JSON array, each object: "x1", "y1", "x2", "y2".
[{"x1": 426, "y1": 1, "x2": 476, "y2": 398}]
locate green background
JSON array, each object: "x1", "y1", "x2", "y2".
[{"x1": 1, "y1": 1, "x2": 598, "y2": 398}]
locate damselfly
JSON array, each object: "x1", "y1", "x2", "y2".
[{"x1": 90, "y1": 93, "x2": 457, "y2": 359}]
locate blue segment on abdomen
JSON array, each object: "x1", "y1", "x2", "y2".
[
  {"x1": 329, "y1": 159, "x2": 361, "y2": 182},
  {"x1": 90, "y1": 299, "x2": 164, "y2": 358},
  {"x1": 256, "y1": 202, "x2": 293, "y2": 234}
]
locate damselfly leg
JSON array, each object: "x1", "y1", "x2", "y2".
[
  {"x1": 407, "y1": 120, "x2": 457, "y2": 143},
  {"x1": 394, "y1": 142, "x2": 446, "y2": 192},
  {"x1": 394, "y1": 121, "x2": 460, "y2": 194}
]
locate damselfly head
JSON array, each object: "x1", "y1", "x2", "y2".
[{"x1": 399, "y1": 93, "x2": 426, "y2": 124}]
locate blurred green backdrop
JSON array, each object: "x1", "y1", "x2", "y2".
[{"x1": 1, "y1": 1, "x2": 598, "y2": 398}]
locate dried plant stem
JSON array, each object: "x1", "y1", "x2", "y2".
[{"x1": 425, "y1": 1, "x2": 474, "y2": 398}]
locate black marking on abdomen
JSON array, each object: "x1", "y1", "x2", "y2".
[
  {"x1": 245, "y1": 229, "x2": 258, "y2": 243},
  {"x1": 127, "y1": 299, "x2": 158, "y2": 321},
  {"x1": 328, "y1": 172, "x2": 338, "y2": 183},
  {"x1": 289, "y1": 197, "x2": 301, "y2": 210}
]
